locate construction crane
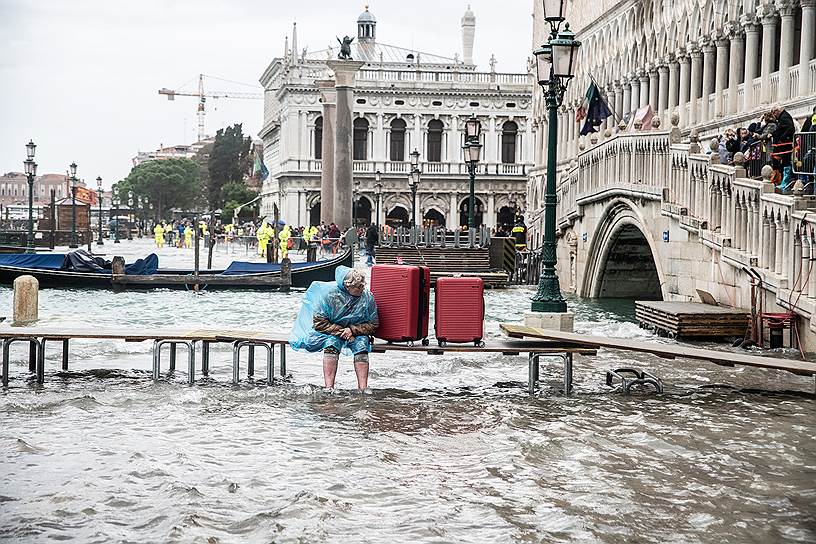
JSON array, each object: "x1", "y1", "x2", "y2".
[{"x1": 158, "y1": 74, "x2": 263, "y2": 143}]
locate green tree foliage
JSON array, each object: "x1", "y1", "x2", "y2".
[
  {"x1": 207, "y1": 124, "x2": 251, "y2": 209},
  {"x1": 118, "y1": 158, "x2": 200, "y2": 221},
  {"x1": 222, "y1": 181, "x2": 259, "y2": 223}
]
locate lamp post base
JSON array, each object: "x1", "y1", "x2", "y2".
[{"x1": 524, "y1": 311, "x2": 574, "y2": 333}]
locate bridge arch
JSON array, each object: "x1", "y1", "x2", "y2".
[{"x1": 582, "y1": 198, "x2": 665, "y2": 300}]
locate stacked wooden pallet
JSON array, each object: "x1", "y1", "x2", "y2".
[
  {"x1": 635, "y1": 301, "x2": 750, "y2": 338},
  {"x1": 375, "y1": 246, "x2": 508, "y2": 287}
]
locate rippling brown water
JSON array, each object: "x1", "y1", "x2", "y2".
[{"x1": 1, "y1": 286, "x2": 814, "y2": 543}]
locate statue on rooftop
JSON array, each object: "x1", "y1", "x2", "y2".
[{"x1": 337, "y1": 36, "x2": 354, "y2": 60}]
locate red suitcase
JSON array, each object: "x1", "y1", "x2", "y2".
[
  {"x1": 371, "y1": 264, "x2": 430, "y2": 344},
  {"x1": 434, "y1": 277, "x2": 485, "y2": 347}
]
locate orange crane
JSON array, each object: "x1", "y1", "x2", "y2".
[{"x1": 158, "y1": 74, "x2": 263, "y2": 142}]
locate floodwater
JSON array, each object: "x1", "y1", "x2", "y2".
[{"x1": 1, "y1": 241, "x2": 815, "y2": 543}]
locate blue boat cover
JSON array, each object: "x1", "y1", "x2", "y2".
[
  {"x1": 221, "y1": 260, "x2": 317, "y2": 276},
  {"x1": 0, "y1": 252, "x2": 159, "y2": 276},
  {"x1": 0, "y1": 254, "x2": 66, "y2": 270}
]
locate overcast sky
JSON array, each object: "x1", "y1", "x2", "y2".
[{"x1": 0, "y1": 0, "x2": 534, "y2": 188}]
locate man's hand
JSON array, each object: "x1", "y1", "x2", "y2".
[{"x1": 340, "y1": 328, "x2": 354, "y2": 341}]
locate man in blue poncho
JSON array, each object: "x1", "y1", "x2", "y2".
[{"x1": 290, "y1": 266, "x2": 379, "y2": 390}]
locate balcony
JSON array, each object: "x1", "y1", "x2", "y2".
[{"x1": 278, "y1": 159, "x2": 531, "y2": 177}]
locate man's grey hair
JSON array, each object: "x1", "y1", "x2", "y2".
[{"x1": 343, "y1": 269, "x2": 367, "y2": 291}]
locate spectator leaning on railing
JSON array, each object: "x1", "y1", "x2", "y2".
[{"x1": 771, "y1": 105, "x2": 797, "y2": 193}]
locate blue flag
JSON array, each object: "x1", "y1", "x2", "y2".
[{"x1": 579, "y1": 82, "x2": 613, "y2": 136}]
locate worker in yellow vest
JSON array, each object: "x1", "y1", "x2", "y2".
[
  {"x1": 184, "y1": 223, "x2": 194, "y2": 249},
  {"x1": 279, "y1": 225, "x2": 292, "y2": 259},
  {"x1": 153, "y1": 222, "x2": 165, "y2": 248},
  {"x1": 257, "y1": 221, "x2": 270, "y2": 258}
]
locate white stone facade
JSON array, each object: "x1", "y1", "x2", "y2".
[
  {"x1": 259, "y1": 8, "x2": 534, "y2": 229},
  {"x1": 528, "y1": 0, "x2": 816, "y2": 243}
]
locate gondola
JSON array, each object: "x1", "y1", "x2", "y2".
[{"x1": 0, "y1": 248, "x2": 353, "y2": 291}]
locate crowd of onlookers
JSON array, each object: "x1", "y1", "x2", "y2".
[{"x1": 708, "y1": 105, "x2": 816, "y2": 194}]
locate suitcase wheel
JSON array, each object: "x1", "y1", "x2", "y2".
[
  {"x1": 421, "y1": 338, "x2": 430, "y2": 347},
  {"x1": 475, "y1": 340, "x2": 485, "y2": 348},
  {"x1": 438, "y1": 340, "x2": 447, "y2": 348}
]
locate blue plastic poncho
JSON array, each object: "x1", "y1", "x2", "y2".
[{"x1": 289, "y1": 266, "x2": 378, "y2": 355}]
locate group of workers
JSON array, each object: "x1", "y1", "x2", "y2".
[
  {"x1": 152, "y1": 221, "x2": 202, "y2": 249},
  {"x1": 255, "y1": 222, "x2": 296, "y2": 260}
]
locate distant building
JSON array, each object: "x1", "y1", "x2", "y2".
[
  {"x1": 259, "y1": 6, "x2": 534, "y2": 229},
  {"x1": 132, "y1": 139, "x2": 213, "y2": 167},
  {"x1": 0, "y1": 172, "x2": 84, "y2": 208}
]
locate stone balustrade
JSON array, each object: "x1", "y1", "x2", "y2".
[
  {"x1": 278, "y1": 158, "x2": 531, "y2": 177},
  {"x1": 552, "y1": 125, "x2": 816, "y2": 324}
]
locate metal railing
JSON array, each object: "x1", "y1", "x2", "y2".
[
  {"x1": 745, "y1": 139, "x2": 772, "y2": 179},
  {"x1": 379, "y1": 226, "x2": 492, "y2": 249},
  {"x1": 794, "y1": 131, "x2": 816, "y2": 177}
]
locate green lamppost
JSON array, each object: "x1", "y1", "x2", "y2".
[
  {"x1": 530, "y1": 0, "x2": 581, "y2": 313},
  {"x1": 96, "y1": 176, "x2": 104, "y2": 246},
  {"x1": 374, "y1": 171, "x2": 383, "y2": 227},
  {"x1": 24, "y1": 140, "x2": 37, "y2": 253},
  {"x1": 463, "y1": 116, "x2": 482, "y2": 230},
  {"x1": 127, "y1": 192, "x2": 134, "y2": 240},
  {"x1": 68, "y1": 162, "x2": 79, "y2": 249},
  {"x1": 409, "y1": 149, "x2": 421, "y2": 228},
  {"x1": 112, "y1": 188, "x2": 120, "y2": 244}
]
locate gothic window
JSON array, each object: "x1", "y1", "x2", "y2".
[
  {"x1": 502, "y1": 121, "x2": 518, "y2": 164},
  {"x1": 390, "y1": 118, "x2": 406, "y2": 161},
  {"x1": 314, "y1": 116, "x2": 323, "y2": 160},
  {"x1": 353, "y1": 118, "x2": 369, "y2": 160},
  {"x1": 427, "y1": 119, "x2": 444, "y2": 163}
]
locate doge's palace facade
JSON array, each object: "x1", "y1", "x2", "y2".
[
  {"x1": 528, "y1": 0, "x2": 816, "y2": 241},
  {"x1": 259, "y1": 7, "x2": 535, "y2": 230}
]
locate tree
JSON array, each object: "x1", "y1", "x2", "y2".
[
  {"x1": 207, "y1": 123, "x2": 251, "y2": 209},
  {"x1": 222, "y1": 181, "x2": 259, "y2": 223},
  {"x1": 118, "y1": 158, "x2": 200, "y2": 221}
]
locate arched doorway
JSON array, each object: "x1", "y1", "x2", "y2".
[
  {"x1": 387, "y1": 206, "x2": 409, "y2": 228},
  {"x1": 309, "y1": 202, "x2": 321, "y2": 226},
  {"x1": 458, "y1": 197, "x2": 484, "y2": 228},
  {"x1": 497, "y1": 206, "x2": 516, "y2": 230},
  {"x1": 353, "y1": 196, "x2": 372, "y2": 227},
  {"x1": 589, "y1": 221, "x2": 662, "y2": 299},
  {"x1": 423, "y1": 209, "x2": 445, "y2": 228}
]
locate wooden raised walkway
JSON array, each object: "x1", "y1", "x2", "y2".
[
  {"x1": 0, "y1": 327, "x2": 595, "y2": 391},
  {"x1": 500, "y1": 325, "x2": 816, "y2": 376}
]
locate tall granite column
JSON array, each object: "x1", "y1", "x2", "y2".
[
  {"x1": 316, "y1": 79, "x2": 336, "y2": 225},
  {"x1": 800, "y1": 0, "x2": 816, "y2": 97},
  {"x1": 326, "y1": 60, "x2": 365, "y2": 230}
]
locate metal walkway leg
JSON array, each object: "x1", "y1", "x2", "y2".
[
  {"x1": 201, "y1": 341, "x2": 210, "y2": 375},
  {"x1": 280, "y1": 343, "x2": 287, "y2": 377},
  {"x1": 153, "y1": 340, "x2": 196, "y2": 384},
  {"x1": 232, "y1": 341, "x2": 275, "y2": 385},
  {"x1": 62, "y1": 339, "x2": 69, "y2": 371},
  {"x1": 563, "y1": 353, "x2": 573, "y2": 396},
  {"x1": 2, "y1": 337, "x2": 41, "y2": 388}
]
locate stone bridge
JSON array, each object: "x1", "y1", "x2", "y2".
[{"x1": 538, "y1": 122, "x2": 816, "y2": 350}]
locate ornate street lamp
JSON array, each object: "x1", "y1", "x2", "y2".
[
  {"x1": 409, "y1": 150, "x2": 421, "y2": 228},
  {"x1": 374, "y1": 170, "x2": 382, "y2": 227},
  {"x1": 69, "y1": 162, "x2": 79, "y2": 248},
  {"x1": 530, "y1": 8, "x2": 581, "y2": 314},
  {"x1": 24, "y1": 140, "x2": 38, "y2": 253},
  {"x1": 127, "y1": 192, "x2": 134, "y2": 240},
  {"x1": 112, "y1": 187, "x2": 120, "y2": 244},
  {"x1": 96, "y1": 176, "x2": 104, "y2": 246},
  {"x1": 462, "y1": 118, "x2": 483, "y2": 230}
]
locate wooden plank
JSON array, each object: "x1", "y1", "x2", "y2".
[
  {"x1": 499, "y1": 324, "x2": 816, "y2": 375},
  {"x1": 111, "y1": 274, "x2": 286, "y2": 286}
]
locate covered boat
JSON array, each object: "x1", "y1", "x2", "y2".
[{"x1": 0, "y1": 248, "x2": 353, "y2": 291}]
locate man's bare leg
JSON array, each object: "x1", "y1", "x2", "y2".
[
  {"x1": 354, "y1": 353, "x2": 369, "y2": 390},
  {"x1": 323, "y1": 351, "x2": 339, "y2": 389}
]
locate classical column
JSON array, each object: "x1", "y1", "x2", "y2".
[
  {"x1": 742, "y1": 19, "x2": 761, "y2": 111},
  {"x1": 326, "y1": 59, "x2": 365, "y2": 230},
  {"x1": 657, "y1": 65, "x2": 669, "y2": 117},
  {"x1": 630, "y1": 73, "x2": 641, "y2": 113},
  {"x1": 639, "y1": 70, "x2": 650, "y2": 109},
  {"x1": 777, "y1": 1, "x2": 796, "y2": 101},
  {"x1": 760, "y1": 10, "x2": 778, "y2": 104},
  {"x1": 678, "y1": 53, "x2": 691, "y2": 127},
  {"x1": 614, "y1": 82, "x2": 624, "y2": 128},
  {"x1": 728, "y1": 29, "x2": 746, "y2": 114},
  {"x1": 714, "y1": 36, "x2": 730, "y2": 117},
  {"x1": 316, "y1": 79, "x2": 337, "y2": 225},
  {"x1": 800, "y1": 0, "x2": 816, "y2": 97},
  {"x1": 622, "y1": 78, "x2": 632, "y2": 121},
  {"x1": 801, "y1": 231, "x2": 811, "y2": 297},
  {"x1": 649, "y1": 68, "x2": 659, "y2": 111},
  {"x1": 689, "y1": 47, "x2": 703, "y2": 126},
  {"x1": 668, "y1": 56, "x2": 680, "y2": 121},
  {"x1": 701, "y1": 41, "x2": 716, "y2": 122}
]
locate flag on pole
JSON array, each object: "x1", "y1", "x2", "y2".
[
  {"x1": 577, "y1": 82, "x2": 613, "y2": 136},
  {"x1": 253, "y1": 153, "x2": 269, "y2": 182}
]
